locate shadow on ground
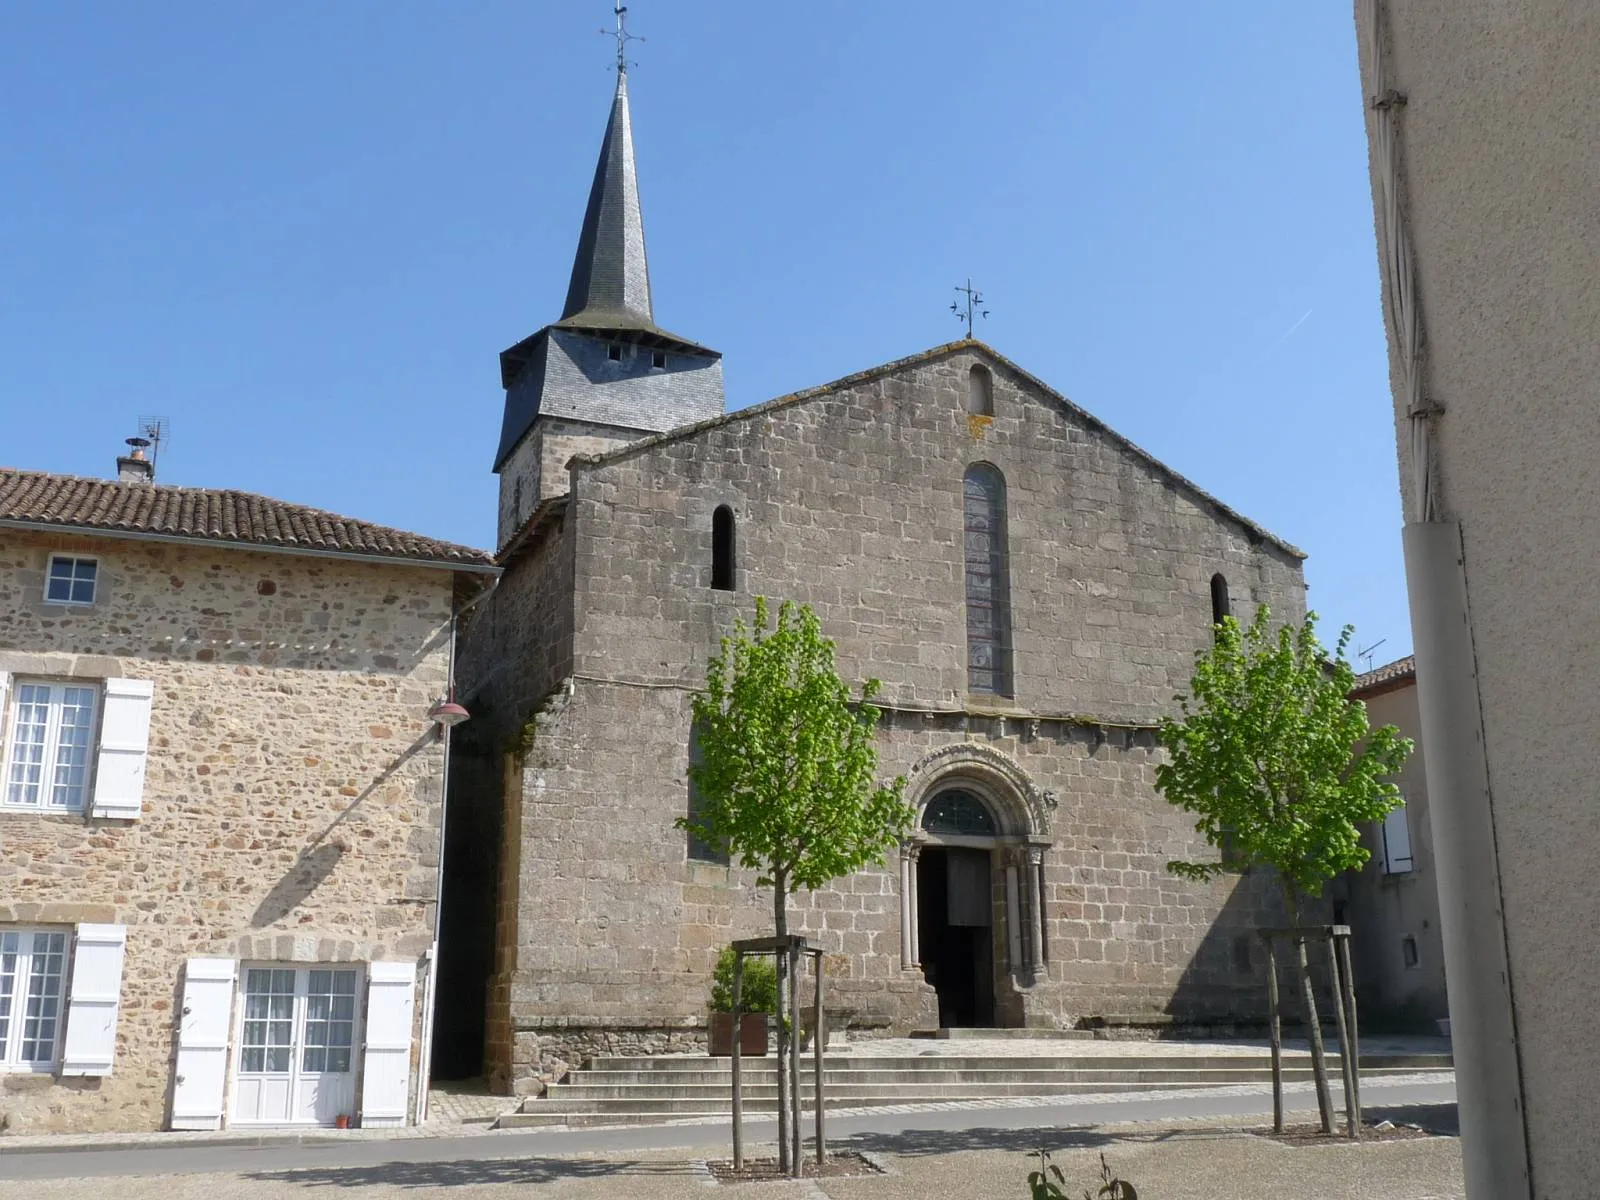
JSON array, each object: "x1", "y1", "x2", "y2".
[
  {"x1": 839, "y1": 1124, "x2": 1227, "y2": 1159},
  {"x1": 242, "y1": 1158, "x2": 698, "y2": 1189}
]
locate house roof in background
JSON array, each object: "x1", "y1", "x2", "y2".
[
  {"x1": 0, "y1": 468, "x2": 495, "y2": 572},
  {"x1": 1352, "y1": 654, "x2": 1416, "y2": 697}
]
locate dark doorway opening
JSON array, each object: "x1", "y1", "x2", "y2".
[
  {"x1": 917, "y1": 846, "x2": 995, "y2": 1028},
  {"x1": 430, "y1": 730, "x2": 502, "y2": 1081}
]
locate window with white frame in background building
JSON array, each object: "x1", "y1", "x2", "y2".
[
  {"x1": 0, "y1": 929, "x2": 69, "y2": 1071},
  {"x1": 0, "y1": 674, "x2": 154, "y2": 818},
  {"x1": 1382, "y1": 799, "x2": 1415, "y2": 875},
  {"x1": 44, "y1": 556, "x2": 97, "y2": 605},
  {"x1": 2, "y1": 682, "x2": 98, "y2": 811}
]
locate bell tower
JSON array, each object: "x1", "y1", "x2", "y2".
[{"x1": 493, "y1": 52, "x2": 723, "y2": 550}]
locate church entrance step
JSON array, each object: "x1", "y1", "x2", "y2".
[{"x1": 493, "y1": 1046, "x2": 1454, "y2": 1130}]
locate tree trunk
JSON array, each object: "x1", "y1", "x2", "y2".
[
  {"x1": 773, "y1": 877, "x2": 791, "y2": 1176},
  {"x1": 1295, "y1": 932, "x2": 1335, "y2": 1134},
  {"x1": 1285, "y1": 888, "x2": 1334, "y2": 1134}
]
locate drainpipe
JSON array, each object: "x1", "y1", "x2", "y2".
[{"x1": 413, "y1": 573, "x2": 499, "y2": 1125}]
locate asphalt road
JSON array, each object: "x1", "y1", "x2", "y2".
[{"x1": 0, "y1": 1077, "x2": 1456, "y2": 1182}]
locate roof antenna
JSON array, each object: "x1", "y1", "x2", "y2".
[
  {"x1": 136, "y1": 416, "x2": 170, "y2": 470},
  {"x1": 1358, "y1": 637, "x2": 1387, "y2": 673},
  {"x1": 602, "y1": 3, "x2": 643, "y2": 74},
  {"x1": 950, "y1": 278, "x2": 989, "y2": 338}
]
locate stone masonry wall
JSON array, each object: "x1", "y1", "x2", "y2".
[
  {"x1": 497, "y1": 419, "x2": 652, "y2": 549},
  {"x1": 478, "y1": 344, "x2": 1308, "y2": 1091},
  {"x1": 568, "y1": 345, "x2": 1304, "y2": 718},
  {"x1": 457, "y1": 514, "x2": 575, "y2": 744},
  {"x1": 0, "y1": 528, "x2": 456, "y2": 1133}
]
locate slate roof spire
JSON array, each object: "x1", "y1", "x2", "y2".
[{"x1": 559, "y1": 69, "x2": 657, "y2": 332}]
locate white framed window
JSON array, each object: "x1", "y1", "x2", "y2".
[
  {"x1": 2, "y1": 682, "x2": 98, "y2": 811},
  {"x1": 45, "y1": 556, "x2": 98, "y2": 605},
  {"x1": 0, "y1": 928, "x2": 70, "y2": 1072},
  {"x1": 0, "y1": 675, "x2": 153, "y2": 818},
  {"x1": 1382, "y1": 802, "x2": 1415, "y2": 875}
]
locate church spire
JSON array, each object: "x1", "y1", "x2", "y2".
[{"x1": 559, "y1": 68, "x2": 656, "y2": 331}]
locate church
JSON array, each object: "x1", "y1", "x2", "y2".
[{"x1": 438, "y1": 60, "x2": 1308, "y2": 1097}]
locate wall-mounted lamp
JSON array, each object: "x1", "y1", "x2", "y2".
[{"x1": 428, "y1": 688, "x2": 470, "y2": 729}]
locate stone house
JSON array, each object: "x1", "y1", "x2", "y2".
[
  {"x1": 0, "y1": 459, "x2": 495, "y2": 1133},
  {"x1": 1336, "y1": 655, "x2": 1448, "y2": 1032},
  {"x1": 442, "y1": 66, "x2": 1313, "y2": 1097}
]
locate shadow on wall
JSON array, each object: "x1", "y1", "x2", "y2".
[
  {"x1": 249, "y1": 731, "x2": 437, "y2": 928},
  {"x1": 251, "y1": 843, "x2": 345, "y2": 927},
  {"x1": 1160, "y1": 871, "x2": 1337, "y2": 1030}
]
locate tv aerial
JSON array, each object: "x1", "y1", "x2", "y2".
[{"x1": 134, "y1": 416, "x2": 170, "y2": 470}]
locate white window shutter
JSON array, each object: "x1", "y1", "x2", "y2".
[
  {"x1": 60, "y1": 924, "x2": 127, "y2": 1076},
  {"x1": 92, "y1": 678, "x2": 154, "y2": 819},
  {"x1": 171, "y1": 958, "x2": 237, "y2": 1131},
  {"x1": 0, "y1": 670, "x2": 11, "y2": 721},
  {"x1": 360, "y1": 961, "x2": 417, "y2": 1128},
  {"x1": 1383, "y1": 804, "x2": 1415, "y2": 874}
]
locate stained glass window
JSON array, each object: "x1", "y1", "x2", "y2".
[
  {"x1": 921, "y1": 788, "x2": 998, "y2": 836},
  {"x1": 964, "y1": 463, "x2": 1013, "y2": 695}
]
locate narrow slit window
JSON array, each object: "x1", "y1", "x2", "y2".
[
  {"x1": 964, "y1": 463, "x2": 1013, "y2": 696},
  {"x1": 966, "y1": 365, "x2": 994, "y2": 416},
  {"x1": 686, "y1": 719, "x2": 728, "y2": 865},
  {"x1": 607, "y1": 343, "x2": 622, "y2": 362},
  {"x1": 1210, "y1": 573, "x2": 1231, "y2": 629},
  {"x1": 1401, "y1": 935, "x2": 1420, "y2": 969},
  {"x1": 711, "y1": 505, "x2": 736, "y2": 592}
]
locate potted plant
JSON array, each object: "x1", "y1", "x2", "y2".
[{"x1": 708, "y1": 946, "x2": 775, "y2": 1057}]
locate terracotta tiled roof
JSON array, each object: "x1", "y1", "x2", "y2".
[
  {"x1": 1351, "y1": 654, "x2": 1416, "y2": 697},
  {"x1": 0, "y1": 468, "x2": 494, "y2": 571}
]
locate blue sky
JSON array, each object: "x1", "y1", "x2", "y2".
[{"x1": 0, "y1": 3, "x2": 1409, "y2": 665}]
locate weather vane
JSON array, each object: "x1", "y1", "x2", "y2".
[
  {"x1": 602, "y1": 3, "x2": 644, "y2": 73},
  {"x1": 951, "y1": 279, "x2": 989, "y2": 338}
]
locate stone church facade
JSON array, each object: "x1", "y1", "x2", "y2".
[{"x1": 447, "y1": 68, "x2": 1309, "y2": 1096}]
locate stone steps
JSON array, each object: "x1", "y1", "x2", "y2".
[{"x1": 494, "y1": 1049, "x2": 1453, "y2": 1130}]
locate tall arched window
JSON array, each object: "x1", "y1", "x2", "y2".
[
  {"x1": 964, "y1": 463, "x2": 1013, "y2": 696},
  {"x1": 712, "y1": 506, "x2": 736, "y2": 592},
  {"x1": 686, "y1": 718, "x2": 728, "y2": 864},
  {"x1": 1210, "y1": 573, "x2": 1231, "y2": 629},
  {"x1": 966, "y1": 365, "x2": 994, "y2": 416}
]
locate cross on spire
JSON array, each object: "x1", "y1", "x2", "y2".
[
  {"x1": 603, "y1": 3, "x2": 644, "y2": 74},
  {"x1": 951, "y1": 279, "x2": 989, "y2": 338}
]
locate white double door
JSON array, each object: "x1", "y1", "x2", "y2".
[{"x1": 231, "y1": 965, "x2": 361, "y2": 1126}]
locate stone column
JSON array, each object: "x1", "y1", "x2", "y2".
[
  {"x1": 1004, "y1": 849, "x2": 1024, "y2": 973},
  {"x1": 1027, "y1": 845, "x2": 1047, "y2": 975},
  {"x1": 902, "y1": 844, "x2": 928, "y2": 966}
]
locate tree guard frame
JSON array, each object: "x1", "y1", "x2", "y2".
[
  {"x1": 728, "y1": 935, "x2": 827, "y2": 1175},
  {"x1": 1259, "y1": 923, "x2": 1363, "y2": 1138}
]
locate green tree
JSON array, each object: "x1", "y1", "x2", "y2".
[
  {"x1": 1155, "y1": 605, "x2": 1412, "y2": 1132},
  {"x1": 679, "y1": 596, "x2": 912, "y2": 1173}
]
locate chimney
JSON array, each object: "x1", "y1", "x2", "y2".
[{"x1": 117, "y1": 437, "x2": 154, "y2": 484}]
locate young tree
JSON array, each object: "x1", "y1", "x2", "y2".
[
  {"x1": 679, "y1": 597, "x2": 912, "y2": 1173},
  {"x1": 1156, "y1": 605, "x2": 1412, "y2": 1132}
]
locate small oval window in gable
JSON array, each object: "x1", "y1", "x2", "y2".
[
  {"x1": 712, "y1": 506, "x2": 736, "y2": 592},
  {"x1": 966, "y1": 364, "x2": 994, "y2": 416},
  {"x1": 1210, "y1": 573, "x2": 1231, "y2": 630}
]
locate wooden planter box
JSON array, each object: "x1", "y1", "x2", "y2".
[{"x1": 708, "y1": 1012, "x2": 770, "y2": 1057}]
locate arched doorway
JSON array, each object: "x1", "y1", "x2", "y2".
[
  {"x1": 899, "y1": 746, "x2": 1054, "y2": 1030},
  {"x1": 916, "y1": 788, "x2": 1000, "y2": 1027}
]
